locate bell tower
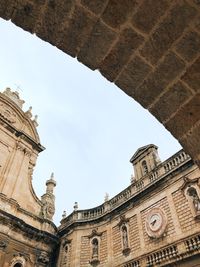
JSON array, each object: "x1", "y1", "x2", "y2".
[{"x1": 130, "y1": 144, "x2": 161, "y2": 180}]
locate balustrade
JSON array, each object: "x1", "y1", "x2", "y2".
[{"x1": 146, "y1": 245, "x2": 177, "y2": 266}]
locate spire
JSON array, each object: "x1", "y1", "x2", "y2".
[
  {"x1": 46, "y1": 172, "x2": 56, "y2": 193},
  {"x1": 41, "y1": 172, "x2": 56, "y2": 221}
]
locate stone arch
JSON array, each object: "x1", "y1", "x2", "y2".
[
  {"x1": 0, "y1": 1, "x2": 200, "y2": 164},
  {"x1": 10, "y1": 255, "x2": 26, "y2": 267}
]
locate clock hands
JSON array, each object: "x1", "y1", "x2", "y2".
[{"x1": 150, "y1": 219, "x2": 157, "y2": 226}]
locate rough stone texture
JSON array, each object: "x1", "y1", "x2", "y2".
[
  {"x1": 172, "y1": 190, "x2": 198, "y2": 231},
  {"x1": 115, "y1": 56, "x2": 152, "y2": 97},
  {"x1": 80, "y1": 236, "x2": 90, "y2": 267},
  {"x1": 35, "y1": 0, "x2": 73, "y2": 45},
  {"x1": 165, "y1": 94, "x2": 200, "y2": 139},
  {"x1": 150, "y1": 81, "x2": 193, "y2": 122},
  {"x1": 80, "y1": 0, "x2": 108, "y2": 15},
  {"x1": 129, "y1": 215, "x2": 140, "y2": 252},
  {"x1": 78, "y1": 21, "x2": 116, "y2": 69},
  {"x1": 132, "y1": 0, "x2": 171, "y2": 33},
  {"x1": 141, "y1": 197, "x2": 175, "y2": 247},
  {"x1": 133, "y1": 52, "x2": 185, "y2": 108},
  {"x1": 176, "y1": 31, "x2": 200, "y2": 62},
  {"x1": 0, "y1": 0, "x2": 17, "y2": 20},
  {"x1": 0, "y1": 0, "x2": 200, "y2": 172},
  {"x1": 181, "y1": 57, "x2": 200, "y2": 92},
  {"x1": 100, "y1": 27, "x2": 143, "y2": 81},
  {"x1": 102, "y1": 0, "x2": 138, "y2": 29},
  {"x1": 11, "y1": 0, "x2": 43, "y2": 33},
  {"x1": 180, "y1": 123, "x2": 200, "y2": 161},
  {"x1": 57, "y1": 5, "x2": 97, "y2": 57},
  {"x1": 140, "y1": 2, "x2": 197, "y2": 65}
]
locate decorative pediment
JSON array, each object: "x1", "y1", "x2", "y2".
[
  {"x1": 130, "y1": 144, "x2": 157, "y2": 163},
  {"x1": 0, "y1": 239, "x2": 8, "y2": 250},
  {"x1": 62, "y1": 238, "x2": 71, "y2": 247},
  {"x1": 118, "y1": 215, "x2": 129, "y2": 227},
  {"x1": 88, "y1": 229, "x2": 103, "y2": 239},
  {"x1": 180, "y1": 176, "x2": 200, "y2": 191}
]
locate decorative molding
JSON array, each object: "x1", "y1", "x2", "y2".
[
  {"x1": 145, "y1": 207, "x2": 168, "y2": 239},
  {"x1": 88, "y1": 229, "x2": 103, "y2": 239},
  {"x1": 0, "y1": 103, "x2": 17, "y2": 124},
  {"x1": 118, "y1": 215, "x2": 129, "y2": 228},
  {"x1": 0, "y1": 239, "x2": 8, "y2": 250},
  {"x1": 37, "y1": 251, "x2": 50, "y2": 265},
  {"x1": 0, "y1": 210, "x2": 59, "y2": 245},
  {"x1": 3, "y1": 88, "x2": 25, "y2": 108}
]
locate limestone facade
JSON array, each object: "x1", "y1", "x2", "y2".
[
  {"x1": 1, "y1": 89, "x2": 200, "y2": 266},
  {"x1": 0, "y1": 89, "x2": 58, "y2": 267},
  {"x1": 58, "y1": 145, "x2": 200, "y2": 267}
]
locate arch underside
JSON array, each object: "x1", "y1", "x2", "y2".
[{"x1": 0, "y1": 0, "x2": 200, "y2": 163}]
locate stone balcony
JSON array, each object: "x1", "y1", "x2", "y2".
[{"x1": 59, "y1": 149, "x2": 191, "y2": 230}]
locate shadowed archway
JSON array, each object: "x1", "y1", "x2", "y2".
[{"x1": 0, "y1": 0, "x2": 200, "y2": 163}]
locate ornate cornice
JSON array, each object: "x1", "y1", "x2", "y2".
[{"x1": 0, "y1": 210, "x2": 59, "y2": 245}]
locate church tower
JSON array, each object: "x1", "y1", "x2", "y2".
[
  {"x1": 130, "y1": 144, "x2": 161, "y2": 180},
  {"x1": 0, "y1": 88, "x2": 58, "y2": 267}
]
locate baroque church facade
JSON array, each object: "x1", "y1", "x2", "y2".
[{"x1": 0, "y1": 88, "x2": 200, "y2": 267}]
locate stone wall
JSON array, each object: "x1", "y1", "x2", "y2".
[{"x1": 0, "y1": 0, "x2": 200, "y2": 165}]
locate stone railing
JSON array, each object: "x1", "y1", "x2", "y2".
[
  {"x1": 119, "y1": 232, "x2": 200, "y2": 267},
  {"x1": 60, "y1": 150, "x2": 191, "y2": 229},
  {"x1": 146, "y1": 245, "x2": 178, "y2": 266}
]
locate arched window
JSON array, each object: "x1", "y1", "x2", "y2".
[
  {"x1": 91, "y1": 238, "x2": 99, "y2": 259},
  {"x1": 142, "y1": 160, "x2": 148, "y2": 175},
  {"x1": 13, "y1": 264, "x2": 22, "y2": 267}
]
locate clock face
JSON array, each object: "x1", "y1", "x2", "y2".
[
  {"x1": 149, "y1": 213, "x2": 162, "y2": 231},
  {"x1": 145, "y1": 208, "x2": 167, "y2": 238}
]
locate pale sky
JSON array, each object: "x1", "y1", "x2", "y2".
[{"x1": 0, "y1": 19, "x2": 181, "y2": 225}]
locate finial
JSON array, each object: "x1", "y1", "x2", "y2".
[
  {"x1": 46, "y1": 172, "x2": 56, "y2": 189},
  {"x1": 33, "y1": 115, "x2": 38, "y2": 127},
  {"x1": 73, "y1": 202, "x2": 78, "y2": 211},
  {"x1": 104, "y1": 192, "x2": 109, "y2": 202},
  {"x1": 130, "y1": 174, "x2": 135, "y2": 184},
  {"x1": 25, "y1": 106, "x2": 32, "y2": 119},
  {"x1": 62, "y1": 210, "x2": 67, "y2": 219},
  {"x1": 3, "y1": 87, "x2": 25, "y2": 108},
  {"x1": 51, "y1": 172, "x2": 54, "y2": 179}
]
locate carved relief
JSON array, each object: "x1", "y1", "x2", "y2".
[
  {"x1": 0, "y1": 239, "x2": 8, "y2": 250},
  {"x1": 10, "y1": 253, "x2": 27, "y2": 267},
  {"x1": 3, "y1": 88, "x2": 25, "y2": 108},
  {"x1": 41, "y1": 194, "x2": 55, "y2": 220},
  {"x1": 37, "y1": 251, "x2": 50, "y2": 265},
  {"x1": 181, "y1": 176, "x2": 200, "y2": 219},
  {"x1": 0, "y1": 103, "x2": 17, "y2": 124}
]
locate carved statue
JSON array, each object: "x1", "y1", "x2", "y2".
[
  {"x1": 92, "y1": 239, "x2": 98, "y2": 258},
  {"x1": 37, "y1": 251, "x2": 49, "y2": 264},
  {"x1": 188, "y1": 187, "x2": 200, "y2": 212},
  {"x1": 122, "y1": 226, "x2": 128, "y2": 249},
  {"x1": 41, "y1": 195, "x2": 55, "y2": 220}
]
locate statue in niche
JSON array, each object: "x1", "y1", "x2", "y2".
[
  {"x1": 122, "y1": 225, "x2": 129, "y2": 249},
  {"x1": 187, "y1": 187, "x2": 200, "y2": 212},
  {"x1": 92, "y1": 238, "x2": 98, "y2": 259},
  {"x1": 62, "y1": 245, "x2": 68, "y2": 266}
]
